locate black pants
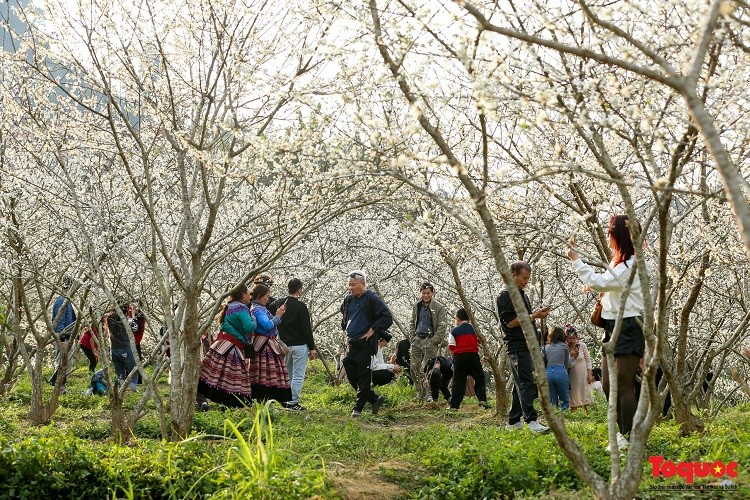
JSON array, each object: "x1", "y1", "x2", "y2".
[
  {"x1": 49, "y1": 337, "x2": 71, "y2": 386},
  {"x1": 396, "y1": 339, "x2": 412, "y2": 385},
  {"x1": 135, "y1": 343, "x2": 143, "y2": 384},
  {"x1": 507, "y1": 349, "x2": 539, "y2": 424},
  {"x1": 343, "y1": 338, "x2": 378, "y2": 411},
  {"x1": 372, "y1": 369, "x2": 396, "y2": 387},
  {"x1": 450, "y1": 352, "x2": 486, "y2": 409},
  {"x1": 425, "y1": 356, "x2": 452, "y2": 401},
  {"x1": 81, "y1": 345, "x2": 97, "y2": 372}
]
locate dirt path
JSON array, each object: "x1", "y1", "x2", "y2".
[
  {"x1": 329, "y1": 460, "x2": 412, "y2": 500},
  {"x1": 324, "y1": 402, "x2": 500, "y2": 499}
]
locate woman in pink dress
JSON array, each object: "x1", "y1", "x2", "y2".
[{"x1": 565, "y1": 323, "x2": 594, "y2": 413}]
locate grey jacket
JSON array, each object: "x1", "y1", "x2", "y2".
[{"x1": 410, "y1": 298, "x2": 447, "y2": 343}]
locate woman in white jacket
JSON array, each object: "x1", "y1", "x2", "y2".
[{"x1": 568, "y1": 215, "x2": 645, "y2": 450}]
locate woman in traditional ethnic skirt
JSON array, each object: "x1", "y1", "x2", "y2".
[
  {"x1": 248, "y1": 284, "x2": 292, "y2": 403},
  {"x1": 197, "y1": 284, "x2": 256, "y2": 409}
]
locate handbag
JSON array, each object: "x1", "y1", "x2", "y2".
[
  {"x1": 590, "y1": 294, "x2": 606, "y2": 328},
  {"x1": 277, "y1": 338, "x2": 290, "y2": 356}
]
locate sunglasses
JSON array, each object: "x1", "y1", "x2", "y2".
[
  {"x1": 348, "y1": 272, "x2": 365, "y2": 279},
  {"x1": 420, "y1": 284, "x2": 434, "y2": 291}
]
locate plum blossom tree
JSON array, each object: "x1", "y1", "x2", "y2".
[
  {"x1": 328, "y1": 0, "x2": 750, "y2": 497},
  {"x1": 0, "y1": 0, "x2": 389, "y2": 439}
]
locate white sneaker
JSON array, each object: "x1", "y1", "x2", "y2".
[
  {"x1": 606, "y1": 433, "x2": 630, "y2": 452},
  {"x1": 527, "y1": 420, "x2": 550, "y2": 434},
  {"x1": 617, "y1": 433, "x2": 629, "y2": 450},
  {"x1": 505, "y1": 421, "x2": 524, "y2": 431}
]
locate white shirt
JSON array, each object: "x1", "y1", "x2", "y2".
[
  {"x1": 371, "y1": 346, "x2": 395, "y2": 371},
  {"x1": 573, "y1": 256, "x2": 644, "y2": 320}
]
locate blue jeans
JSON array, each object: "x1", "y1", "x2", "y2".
[
  {"x1": 285, "y1": 344, "x2": 309, "y2": 405},
  {"x1": 546, "y1": 364, "x2": 570, "y2": 410},
  {"x1": 111, "y1": 347, "x2": 138, "y2": 391}
]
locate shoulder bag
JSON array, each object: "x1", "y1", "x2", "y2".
[
  {"x1": 277, "y1": 338, "x2": 290, "y2": 356},
  {"x1": 590, "y1": 293, "x2": 606, "y2": 328}
]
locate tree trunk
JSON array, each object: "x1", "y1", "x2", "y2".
[
  {"x1": 110, "y1": 393, "x2": 130, "y2": 443},
  {"x1": 28, "y1": 370, "x2": 49, "y2": 424},
  {"x1": 672, "y1": 398, "x2": 705, "y2": 435},
  {"x1": 28, "y1": 350, "x2": 56, "y2": 425},
  {"x1": 0, "y1": 339, "x2": 21, "y2": 396},
  {"x1": 169, "y1": 288, "x2": 203, "y2": 441},
  {"x1": 492, "y1": 348, "x2": 509, "y2": 418}
]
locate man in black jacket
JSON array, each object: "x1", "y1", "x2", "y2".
[
  {"x1": 270, "y1": 278, "x2": 317, "y2": 411},
  {"x1": 496, "y1": 261, "x2": 550, "y2": 433},
  {"x1": 341, "y1": 270, "x2": 393, "y2": 416}
]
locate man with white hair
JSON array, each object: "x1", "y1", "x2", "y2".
[{"x1": 340, "y1": 270, "x2": 393, "y2": 417}]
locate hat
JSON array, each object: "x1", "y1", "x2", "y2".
[{"x1": 378, "y1": 330, "x2": 393, "y2": 343}]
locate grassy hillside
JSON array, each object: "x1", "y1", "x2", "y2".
[{"x1": 0, "y1": 360, "x2": 747, "y2": 498}]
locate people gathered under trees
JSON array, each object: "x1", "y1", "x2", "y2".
[
  {"x1": 43, "y1": 233, "x2": 652, "y2": 448},
  {"x1": 49, "y1": 274, "x2": 603, "y2": 418}
]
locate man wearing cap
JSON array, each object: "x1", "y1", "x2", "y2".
[
  {"x1": 340, "y1": 270, "x2": 393, "y2": 416},
  {"x1": 410, "y1": 282, "x2": 447, "y2": 403},
  {"x1": 370, "y1": 331, "x2": 402, "y2": 387}
]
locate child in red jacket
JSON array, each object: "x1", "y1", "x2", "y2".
[{"x1": 448, "y1": 308, "x2": 490, "y2": 410}]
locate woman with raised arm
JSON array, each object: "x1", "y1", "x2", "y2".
[{"x1": 568, "y1": 214, "x2": 645, "y2": 451}]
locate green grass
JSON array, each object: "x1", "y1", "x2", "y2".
[{"x1": 0, "y1": 359, "x2": 748, "y2": 498}]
